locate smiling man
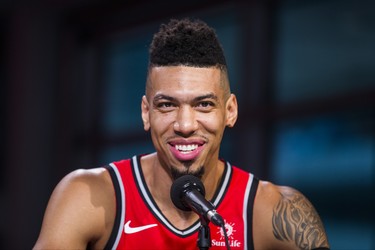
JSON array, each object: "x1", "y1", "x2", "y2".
[{"x1": 34, "y1": 18, "x2": 330, "y2": 250}]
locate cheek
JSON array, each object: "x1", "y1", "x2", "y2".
[
  {"x1": 150, "y1": 112, "x2": 175, "y2": 133},
  {"x1": 198, "y1": 114, "x2": 226, "y2": 133}
]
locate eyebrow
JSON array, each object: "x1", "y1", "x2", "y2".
[
  {"x1": 153, "y1": 94, "x2": 175, "y2": 102},
  {"x1": 195, "y1": 93, "x2": 218, "y2": 101},
  {"x1": 153, "y1": 93, "x2": 218, "y2": 102}
]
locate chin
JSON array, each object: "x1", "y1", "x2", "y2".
[{"x1": 170, "y1": 165, "x2": 205, "y2": 180}]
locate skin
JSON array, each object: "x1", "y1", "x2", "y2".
[{"x1": 33, "y1": 66, "x2": 329, "y2": 249}]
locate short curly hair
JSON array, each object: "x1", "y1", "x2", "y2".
[{"x1": 148, "y1": 18, "x2": 227, "y2": 70}]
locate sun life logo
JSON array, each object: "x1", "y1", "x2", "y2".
[
  {"x1": 218, "y1": 220, "x2": 236, "y2": 240},
  {"x1": 212, "y1": 220, "x2": 241, "y2": 247}
]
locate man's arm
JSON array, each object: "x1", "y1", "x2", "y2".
[
  {"x1": 272, "y1": 186, "x2": 330, "y2": 249},
  {"x1": 253, "y1": 182, "x2": 330, "y2": 250},
  {"x1": 33, "y1": 168, "x2": 115, "y2": 249}
]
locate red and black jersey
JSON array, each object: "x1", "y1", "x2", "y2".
[{"x1": 104, "y1": 155, "x2": 259, "y2": 250}]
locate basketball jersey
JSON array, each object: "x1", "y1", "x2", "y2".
[{"x1": 104, "y1": 155, "x2": 259, "y2": 250}]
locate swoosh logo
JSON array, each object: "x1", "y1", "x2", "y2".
[{"x1": 124, "y1": 220, "x2": 158, "y2": 234}]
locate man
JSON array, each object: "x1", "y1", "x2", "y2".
[{"x1": 34, "y1": 18, "x2": 330, "y2": 249}]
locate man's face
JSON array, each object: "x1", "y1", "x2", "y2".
[{"x1": 141, "y1": 66, "x2": 237, "y2": 179}]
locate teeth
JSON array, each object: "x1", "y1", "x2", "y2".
[{"x1": 175, "y1": 144, "x2": 198, "y2": 153}]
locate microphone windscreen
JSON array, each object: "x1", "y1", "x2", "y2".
[{"x1": 170, "y1": 175, "x2": 205, "y2": 211}]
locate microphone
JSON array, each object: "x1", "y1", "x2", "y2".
[{"x1": 170, "y1": 175, "x2": 224, "y2": 227}]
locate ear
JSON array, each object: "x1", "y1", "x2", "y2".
[
  {"x1": 225, "y1": 94, "x2": 238, "y2": 128},
  {"x1": 141, "y1": 95, "x2": 150, "y2": 131}
]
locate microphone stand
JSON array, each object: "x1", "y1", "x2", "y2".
[{"x1": 197, "y1": 217, "x2": 211, "y2": 250}]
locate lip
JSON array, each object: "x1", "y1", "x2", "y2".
[{"x1": 168, "y1": 138, "x2": 205, "y2": 162}]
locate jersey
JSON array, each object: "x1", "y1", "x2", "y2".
[{"x1": 103, "y1": 155, "x2": 259, "y2": 250}]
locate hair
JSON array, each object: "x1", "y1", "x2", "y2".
[
  {"x1": 146, "y1": 18, "x2": 231, "y2": 98},
  {"x1": 148, "y1": 18, "x2": 227, "y2": 70}
]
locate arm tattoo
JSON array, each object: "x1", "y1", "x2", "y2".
[{"x1": 272, "y1": 190, "x2": 329, "y2": 249}]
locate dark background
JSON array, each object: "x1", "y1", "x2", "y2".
[{"x1": 1, "y1": 0, "x2": 374, "y2": 249}]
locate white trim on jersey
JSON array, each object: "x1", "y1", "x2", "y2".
[
  {"x1": 212, "y1": 161, "x2": 232, "y2": 205},
  {"x1": 109, "y1": 162, "x2": 126, "y2": 249},
  {"x1": 243, "y1": 173, "x2": 254, "y2": 250}
]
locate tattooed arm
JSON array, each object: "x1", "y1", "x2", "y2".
[
  {"x1": 272, "y1": 186, "x2": 330, "y2": 249},
  {"x1": 253, "y1": 182, "x2": 330, "y2": 250}
]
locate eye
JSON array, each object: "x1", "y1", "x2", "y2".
[
  {"x1": 155, "y1": 102, "x2": 177, "y2": 111},
  {"x1": 158, "y1": 102, "x2": 173, "y2": 108},
  {"x1": 198, "y1": 102, "x2": 212, "y2": 107},
  {"x1": 196, "y1": 101, "x2": 215, "y2": 111}
]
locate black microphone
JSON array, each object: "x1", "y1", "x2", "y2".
[{"x1": 170, "y1": 175, "x2": 224, "y2": 227}]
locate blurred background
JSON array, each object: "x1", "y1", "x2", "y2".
[{"x1": 1, "y1": 0, "x2": 374, "y2": 249}]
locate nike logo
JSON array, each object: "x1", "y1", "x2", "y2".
[{"x1": 124, "y1": 220, "x2": 158, "y2": 234}]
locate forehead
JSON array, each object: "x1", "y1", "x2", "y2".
[{"x1": 147, "y1": 66, "x2": 224, "y2": 98}]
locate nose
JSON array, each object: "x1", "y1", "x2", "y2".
[{"x1": 173, "y1": 106, "x2": 198, "y2": 136}]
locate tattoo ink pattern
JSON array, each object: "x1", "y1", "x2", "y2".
[{"x1": 272, "y1": 191, "x2": 329, "y2": 249}]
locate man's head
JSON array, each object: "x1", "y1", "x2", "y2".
[{"x1": 142, "y1": 18, "x2": 237, "y2": 179}]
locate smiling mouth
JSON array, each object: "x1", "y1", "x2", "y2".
[
  {"x1": 174, "y1": 144, "x2": 198, "y2": 154},
  {"x1": 169, "y1": 141, "x2": 204, "y2": 161}
]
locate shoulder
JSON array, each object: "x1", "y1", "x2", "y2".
[
  {"x1": 59, "y1": 167, "x2": 113, "y2": 191},
  {"x1": 52, "y1": 168, "x2": 114, "y2": 213},
  {"x1": 252, "y1": 181, "x2": 330, "y2": 250},
  {"x1": 34, "y1": 167, "x2": 116, "y2": 249}
]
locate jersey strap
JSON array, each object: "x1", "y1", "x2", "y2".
[
  {"x1": 103, "y1": 164, "x2": 126, "y2": 250},
  {"x1": 245, "y1": 175, "x2": 259, "y2": 250}
]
